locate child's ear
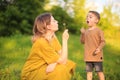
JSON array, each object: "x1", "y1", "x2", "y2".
[{"x1": 95, "y1": 19, "x2": 99, "y2": 23}]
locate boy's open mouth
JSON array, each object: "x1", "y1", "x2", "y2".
[{"x1": 87, "y1": 21, "x2": 89, "y2": 23}]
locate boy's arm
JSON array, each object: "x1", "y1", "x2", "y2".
[
  {"x1": 80, "y1": 28, "x2": 86, "y2": 44},
  {"x1": 94, "y1": 30, "x2": 105, "y2": 54},
  {"x1": 97, "y1": 30, "x2": 106, "y2": 50},
  {"x1": 80, "y1": 33, "x2": 85, "y2": 44}
]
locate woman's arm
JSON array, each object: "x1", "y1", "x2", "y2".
[
  {"x1": 46, "y1": 29, "x2": 69, "y2": 73},
  {"x1": 57, "y1": 29, "x2": 69, "y2": 64}
]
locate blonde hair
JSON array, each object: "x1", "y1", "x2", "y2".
[{"x1": 32, "y1": 13, "x2": 52, "y2": 43}]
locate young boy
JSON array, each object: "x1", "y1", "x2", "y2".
[{"x1": 80, "y1": 11, "x2": 105, "y2": 80}]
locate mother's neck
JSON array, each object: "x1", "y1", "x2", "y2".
[{"x1": 45, "y1": 31, "x2": 55, "y2": 41}]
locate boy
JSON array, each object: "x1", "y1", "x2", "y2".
[{"x1": 80, "y1": 11, "x2": 105, "y2": 80}]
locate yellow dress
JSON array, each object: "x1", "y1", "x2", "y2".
[{"x1": 21, "y1": 36, "x2": 76, "y2": 80}]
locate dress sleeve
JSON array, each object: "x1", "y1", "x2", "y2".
[
  {"x1": 54, "y1": 36, "x2": 61, "y2": 52},
  {"x1": 37, "y1": 39, "x2": 60, "y2": 64}
]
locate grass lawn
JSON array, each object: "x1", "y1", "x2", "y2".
[{"x1": 0, "y1": 33, "x2": 120, "y2": 80}]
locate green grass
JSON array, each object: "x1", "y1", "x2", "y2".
[{"x1": 0, "y1": 33, "x2": 120, "y2": 80}]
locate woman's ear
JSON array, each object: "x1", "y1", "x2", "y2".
[{"x1": 46, "y1": 25, "x2": 51, "y2": 30}]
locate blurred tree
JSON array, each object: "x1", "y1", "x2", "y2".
[
  {"x1": 72, "y1": 0, "x2": 87, "y2": 34},
  {"x1": 50, "y1": 0, "x2": 87, "y2": 34},
  {"x1": 0, "y1": 0, "x2": 119, "y2": 36},
  {"x1": 99, "y1": 4, "x2": 120, "y2": 38},
  {"x1": 0, "y1": 0, "x2": 47, "y2": 36},
  {"x1": 49, "y1": 6, "x2": 75, "y2": 33}
]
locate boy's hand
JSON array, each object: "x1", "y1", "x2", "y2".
[
  {"x1": 93, "y1": 48, "x2": 100, "y2": 55},
  {"x1": 80, "y1": 27, "x2": 86, "y2": 34}
]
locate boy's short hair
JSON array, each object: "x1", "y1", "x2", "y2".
[{"x1": 89, "y1": 11, "x2": 100, "y2": 20}]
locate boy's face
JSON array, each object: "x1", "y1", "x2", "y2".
[{"x1": 86, "y1": 12, "x2": 99, "y2": 27}]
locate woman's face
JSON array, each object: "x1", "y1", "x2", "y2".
[{"x1": 47, "y1": 16, "x2": 58, "y2": 32}]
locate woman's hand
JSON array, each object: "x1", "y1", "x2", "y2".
[
  {"x1": 62, "y1": 29, "x2": 69, "y2": 40},
  {"x1": 46, "y1": 63, "x2": 57, "y2": 74}
]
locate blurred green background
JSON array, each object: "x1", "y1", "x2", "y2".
[{"x1": 0, "y1": 0, "x2": 120, "y2": 80}]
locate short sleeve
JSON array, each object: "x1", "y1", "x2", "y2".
[
  {"x1": 36, "y1": 38, "x2": 60, "y2": 64},
  {"x1": 40, "y1": 45, "x2": 59, "y2": 64},
  {"x1": 53, "y1": 36, "x2": 61, "y2": 52}
]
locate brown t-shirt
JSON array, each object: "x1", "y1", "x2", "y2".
[{"x1": 80, "y1": 27, "x2": 105, "y2": 62}]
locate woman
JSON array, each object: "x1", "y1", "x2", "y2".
[{"x1": 21, "y1": 13, "x2": 76, "y2": 80}]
